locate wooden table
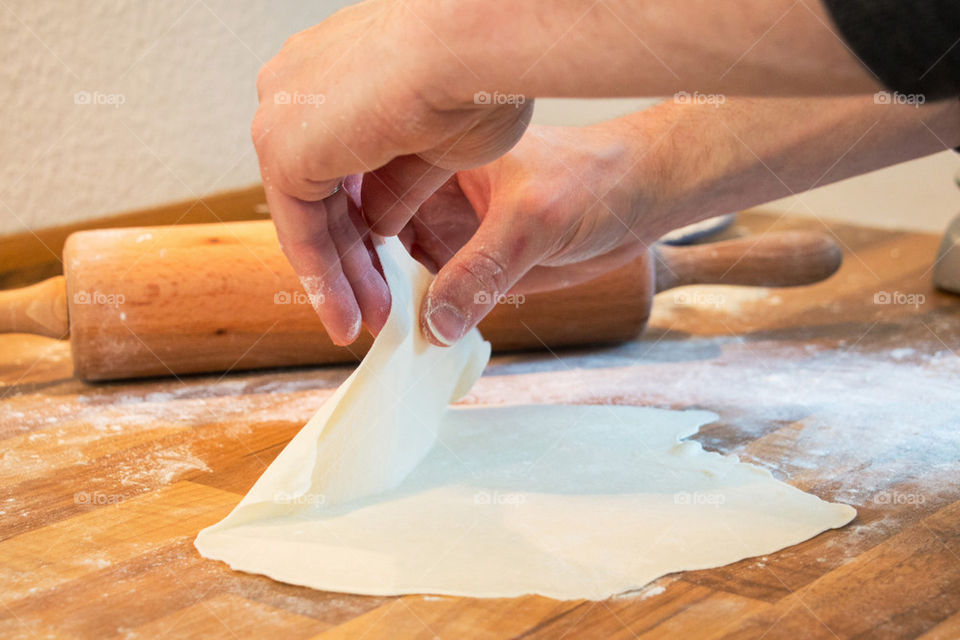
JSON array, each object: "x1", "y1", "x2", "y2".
[{"x1": 2, "y1": 211, "x2": 959, "y2": 639}]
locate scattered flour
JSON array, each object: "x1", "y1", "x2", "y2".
[
  {"x1": 2, "y1": 305, "x2": 957, "y2": 604},
  {"x1": 654, "y1": 285, "x2": 781, "y2": 317},
  {"x1": 613, "y1": 576, "x2": 678, "y2": 601}
]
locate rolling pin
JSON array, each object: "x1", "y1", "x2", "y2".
[{"x1": 0, "y1": 220, "x2": 841, "y2": 381}]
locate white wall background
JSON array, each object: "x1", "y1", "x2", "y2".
[
  {"x1": 2, "y1": 1, "x2": 958, "y2": 238},
  {"x1": 0, "y1": 0, "x2": 344, "y2": 236}
]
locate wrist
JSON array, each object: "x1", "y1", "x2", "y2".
[
  {"x1": 610, "y1": 102, "x2": 766, "y2": 240},
  {"x1": 592, "y1": 110, "x2": 703, "y2": 243}
]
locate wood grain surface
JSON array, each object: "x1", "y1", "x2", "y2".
[{"x1": 1, "y1": 211, "x2": 959, "y2": 639}]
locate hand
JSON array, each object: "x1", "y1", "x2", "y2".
[
  {"x1": 401, "y1": 123, "x2": 676, "y2": 346},
  {"x1": 407, "y1": 95, "x2": 960, "y2": 348},
  {"x1": 251, "y1": 0, "x2": 532, "y2": 345}
]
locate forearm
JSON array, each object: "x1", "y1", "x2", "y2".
[
  {"x1": 417, "y1": 0, "x2": 878, "y2": 104},
  {"x1": 614, "y1": 97, "x2": 960, "y2": 235}
]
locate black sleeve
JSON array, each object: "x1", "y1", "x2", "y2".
[{"x1": 821, "y1": 0, "x2": 960, "y2": 100}]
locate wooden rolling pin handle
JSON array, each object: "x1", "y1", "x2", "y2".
[
  {"x1": 0, "y1": 276, "x2": 69, "y2": 338},
  {"x1": 652, "y1": 231, "x2": 842, "y2": 291}
]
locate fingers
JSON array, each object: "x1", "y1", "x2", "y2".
[
  {"x1": 397, "y1": 220, "x2": 417, "y2": 255},
  {"x1": 361, "y1": 155, "x2": 454, "y2": 236},
  {"x1": 420, "y1": 212, "x2": 548, "y2": 346},
  {"x1": 342, "y1": 173, "x2": 364, "y2": 207},
  {"x1": 330, "y1": 197, "x2": 391, "y2": 335},
  {"x1": 266, "y1": 187, "x2": 362, "y2": 346},
  {"x1": 408, "y1": 175, "x2": 481, "y2": 268},
  {"x1": 357, "y1": 103, "x2": 534, "y2": 238},
  {"x1": 251, "y1": 112, "x2": 349, "y2": 203}
]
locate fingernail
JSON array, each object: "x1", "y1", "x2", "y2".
[{"x1": 425, "y1": 302, "x2": 467, "y2": 346}]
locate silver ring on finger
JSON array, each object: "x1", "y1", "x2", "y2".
[{"x1": 327, "y1": 180, "x2": 344, "y2": 198}]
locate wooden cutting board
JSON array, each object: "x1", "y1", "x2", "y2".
[{"x1": 1, "y1": 211, "x2": 959, "y2": 639}]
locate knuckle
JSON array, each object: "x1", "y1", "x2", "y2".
[
  {"x1": 276, "y1": 224, "x2": 331, "y2": 267},
  {"x1": 273, "y1": 165, "x2": 305, "y2": 198},
  {"x1": 281, "y1": 30, "x2": 305, "y2": 51},
  {"x1": 250, "y1": 110, "x2": 269, "y2": 148},
  {"x1": 455, "y1": 248, "x2": 511, "y2": 299},
  {"x1": 278, "y1": 158, "x2": 331, "y2": 201},
  {"x1": 299, "y1": 150, "x2": 332, "y2": 186},
  {"x1": 515, "y1": 188, "x2": 551, "y2": 220}
]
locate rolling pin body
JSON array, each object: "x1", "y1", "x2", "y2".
[
  {"x1": 60, "y1": 221, "x2": 652, "y2": 380},
  {"x1": 2, "y1": 221, "x2": 840, "y2": 381}
]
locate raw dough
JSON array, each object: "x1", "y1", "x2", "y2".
[{"x1": 195, "y1": 237, "x2": 855, "y2": 600}]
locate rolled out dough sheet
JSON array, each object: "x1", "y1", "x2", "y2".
[{"x1": 195, "y1": 237, "x2": 856, "y2": 600}]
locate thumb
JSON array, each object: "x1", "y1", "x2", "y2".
[{"x1": 420, "y1": 213, "x2": 547, "y2": 346}]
